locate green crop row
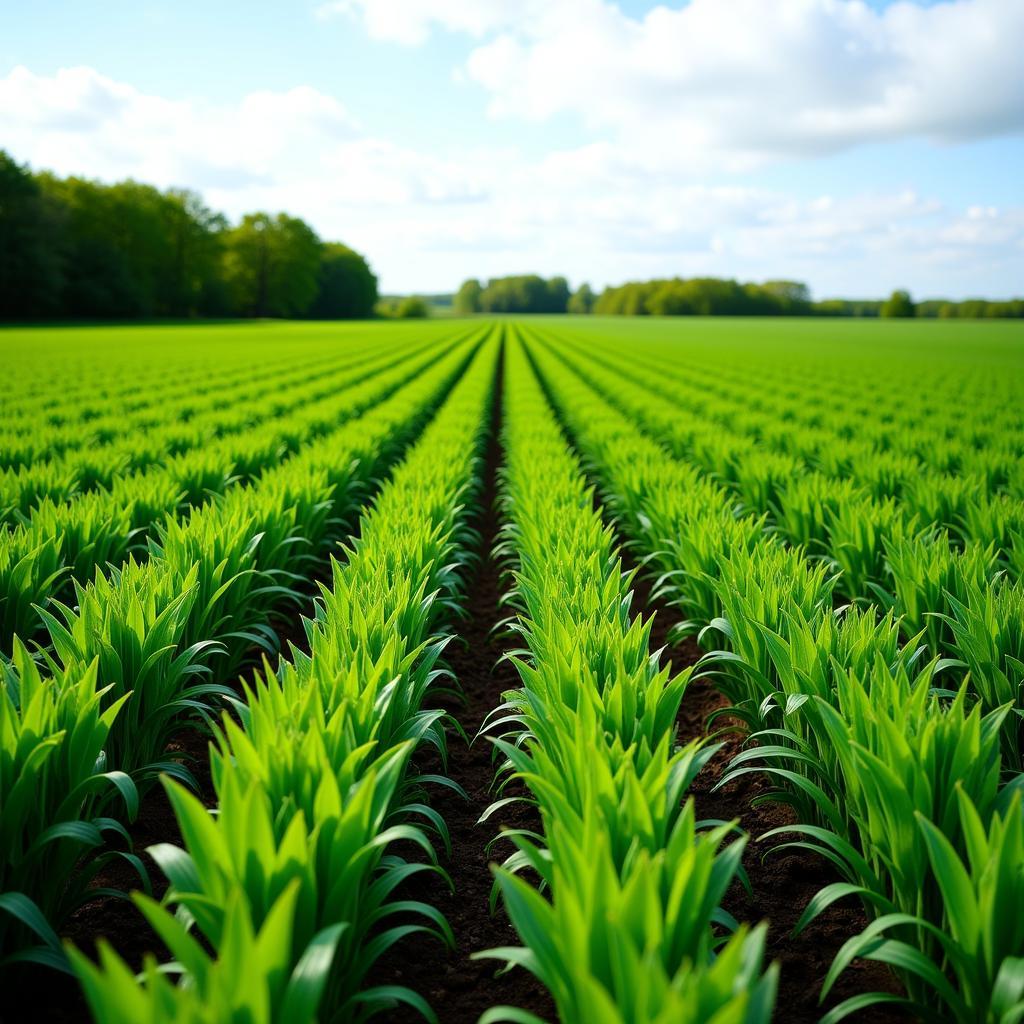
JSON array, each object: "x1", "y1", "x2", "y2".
[
  {"x1": 0, "y1": 332, "x2": 436, "y2": 519},
  {"x1": 540, "y1": 319, "x2": 1024, "y2": 489},
  {"x1": 0, "y1": 322, "x2": 462, "y2": 464},
  {"x1": 535, "y1": 331, "x2": 1024, "y2": 772},
  {"x1": 544, "y1": 329, "x2": 1024, "y2": 585},
  {"x1": 0, "y1": 330, "x2": 481, "y2": 977},
  {"x1": 69, "y1": 329, "x2": 500, "y2": 1023},
  {"x1": 0, "y1": 330, "x2": 477, "y2": 652},
  {"x1": 477, "y1": 330, "x2": 777, "y2": 1024},
  {"x1": 522, "y1": 325, "x2": 1024, "y2": 1023}
]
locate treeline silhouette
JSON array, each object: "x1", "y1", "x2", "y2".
[
  {"x1": 0, "y1": 151, "x2": 377, "y2": 320},
  {"x1": 455, "y1": 275, "x2": 1024, "y2": 318}
]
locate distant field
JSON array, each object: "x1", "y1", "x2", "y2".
[{"x1": 4, "y1": 316, "x2": 1024, "y2": 1024}]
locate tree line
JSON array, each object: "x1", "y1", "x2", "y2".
[
  {"x1": 454, "y1": 274, "x2": 1024, "y2": 319},
  {"x1": 0, "y1": 150, "x2": 377, "y2": 320},
  {"x1": 454, "y1": 275, "x2": 571, "y2": 314}
]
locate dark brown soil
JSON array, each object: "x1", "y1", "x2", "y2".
[
  {"x1": 627, "y1": 560, "x2": 908, "y2": 1024},
  {"x1": 369, "y1": 350, "x2": 555, "y2": 1023}
]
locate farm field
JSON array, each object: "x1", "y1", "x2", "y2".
[{"x1": 2, "y1": 315, "x2": 1024, "y2": 1024}]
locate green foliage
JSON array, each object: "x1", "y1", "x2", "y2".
[
  {"x1": 69, "y1": 882, "x2": 342, "y2": 1024},
  {"x1": 515, "y1": 315, "x2": 1024, "y2": 1022},
  {"x1": 478, "y1": 333, "x2": 776, "y2": 1021},
  {"x1": 376, "y1": 295, "x2": 430, "y2": 318},
  {"x1": 881, "y1": 288, "x2": 916, "y2": 318},
  {"x1": 477, "y1": 275, "x2": 570, "y2": 314},
  {"x1": 567, "y1": 282, "x2": 595, "y2": 314},
  {"x1": 396, "y1": 295, "x2": 429, "y2": 318},
  {"x1": 0, "y1": 151, "x2": 64, "y2": 317},
  {"x1": 35, "y1": 558, "x2": 228, "y2": 783},
  {"x1": 307, "y1": 243, "x2": 378, "y2": 319},
  {"x1": 66, "y1": 331, "x2": 500, "y2": 1021},
  {"x1": 595, "y1": 276, "x2": 814, "y2": 316},
  {"x1": 454, "y1": 278, "x2": 483, "y2": 314},
  {"x1": 0, "y1": 149, "x2": 377, "y2": 321},
  {"x1": 1, "y1": 640, "x2": 137, "y2": 968},
  {"x1": 5, "y1": 313, "x2": 1024, "y2": 1021},
  {"x1": 920, "y1": 297, "x2": 1024, "y2": 318},
  {"x1": 222, "y1": 213, "x2": 321, "y2": 318}
]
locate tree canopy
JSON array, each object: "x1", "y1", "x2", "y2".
[
  {"x1": 453, "y1": 275, "x2": 573, "y2": 314},
  {"x1": 0, "y1": 150, "x2": 377, "y2": 320},
  {"x1": 595, "y1": 277, "x2": 816, "y2": 316},
  {"x1": 454, "y1": 278, "x2": 483, "y2": 314},
  {"x1": 880, "y1": 289, "x2": 916, "y2": 318},
  {"x1": 567, "y1": 283, "x2": 595, "y2": 314}
]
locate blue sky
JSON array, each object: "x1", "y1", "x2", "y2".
[{"x1": 2, "y1": 0, "x2": 1022, "y2": 297}]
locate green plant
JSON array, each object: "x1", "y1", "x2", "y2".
[
  {"x1": 69, "y1": 882, "x2": 343, "y2": 1024},
  {"x1": 1, "y1": 639, "x2": 137, "y2": 969}
]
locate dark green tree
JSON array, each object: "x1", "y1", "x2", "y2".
[
  {"x1": 454, "y1": 278, "x2": 482, "y2": 314},
  {"x1": 0, "y1": 151, "x2": 64, "y2": 317},
  {"x1": 396, "y1": 295, "x2": 428, "y2": 318},
  {"x1": 308, "y1": 243, "x2": 377, "y2": 319},
  {"x1": 881, "y1": 289, "x2": 916, "y2": 318},
  {"x1": 164, "y1": 189, "x2": 227, "y2": 316},
  {"x1": 567, "y1": 283, "x2": 595, "y2": 314},
  {"x1": 546, "y1": 276, "x2": 570, "y2": 312},
  {"x1": 223, "y1": 213, "x2": 322, "y2": 318},
  {"x1": 478, "y1": 274, "x2": 571, "y2": 313}
]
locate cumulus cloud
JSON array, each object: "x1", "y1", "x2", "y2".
[
  {"x1": 2, "y1": 62, "x2": 1021, "y2": 297},
  {"x1": 0, "y1": 65, "x2": 361, "y2": 188},
  {"x1": 335, "y1": 0, "x2": 1024, "y2": 165}
]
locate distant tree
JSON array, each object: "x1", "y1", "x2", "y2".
[
  {"x1": 165, "y1": 189, "x2": 227, "y2": 316},
  {"x1": 35, "y1": 174, "x2": 160, "y2": 317},
  {"x1": 881, "y1": 289, "x2": 916, "y2": 318},
  {"x1": 959, "y1": 299, "x2": 990, "y2": 319},
  {"x1": 760, "y1": 280, "x2": 811, "y2": 314},
  {"x1": 477, "y1": 274, "x2": 571, "y2": 313},
  {"x1": 567, "y1": 283, "x2": 595, "y2": 315},
  {"x1": 397, "y1": 295, "x2": 428, "y2": 318},
  {"x1": 222, "y1": 213, "x2": 322, "y2": 317},
  {"x1": 0, "y1": 150, "x2": 64, "y2": 317},
  {"x1": 646, "y1": 281, "x2": 692, "y2": 316},
  {"x1": 598, "y1": 276, "x2": 821, "y2": 317},
  {"x1": 308, "y1": 243, "x2": 377, "y2": 319},
  {"x1": 454, "y1": 278, "x2": 482, "y2": 314},
  {"x1": 546, "y1": 276, "x2": 570, "y2": 312}
]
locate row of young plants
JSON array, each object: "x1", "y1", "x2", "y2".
[
  {"x1": 1, "y1": 322, "x2": 460, "y2": 467},
  {"x1": 1, "y1": 345, "x2": 345, "y2": 471},
  {"x1": 549, "y1": 329, "x2": 1024, "y2": 575},
  {"x1": 0, "y1": 333, "x2": 431, "y2": 520},
  {"x1": 68, "y1": 331, "x2": 502, "y2": 1023},
  {"x1": 546, "y1": 323, "x2": 1024, "y2": 496},
  {"x1": 476, "y1": 330, "x2": 778, "y2": 1023},
  {"x1": 523, "y1": 326, "x2": 1024, "y2": 1023},
  {"x1": 538, "y1": 331, "x2": 1024, "y2": 772},
  {"x1": 0, "y1": 330, "x2": 475, "y2": 653},
  {"x1": 0, "y1": 328, "x2": 484, "y2": 980}
]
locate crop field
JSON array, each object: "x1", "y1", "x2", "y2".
[{"x1": 3, "y1": 315, "x2": 1024, "y2": 1024}]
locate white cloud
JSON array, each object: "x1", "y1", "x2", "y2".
[
  {"x1": 0, "y1": 65, "x2": 360, "y2": 188},
  {"x1": 2, "y1": 62, "x2": 1022, "y2": 298},
  {"x1": 336, "y1": 0, "x2": 1024, "y2": 165}
]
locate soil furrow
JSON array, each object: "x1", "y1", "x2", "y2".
[
  {"x1": 370, "y1": 346, "x2": 554, "y2": 1023},
  {"x1": 626, "y1": 559, "x2": 904, "y2": 1024}
]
